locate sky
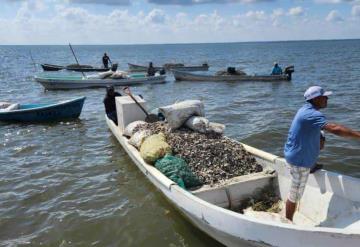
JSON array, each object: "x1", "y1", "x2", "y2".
[{"x1": 0, "y1": 0, "x2": 360, "y2": 44}]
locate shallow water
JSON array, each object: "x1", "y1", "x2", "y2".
[{"x1": 0, "y1": 40, "x2": 360, "y2": 246}]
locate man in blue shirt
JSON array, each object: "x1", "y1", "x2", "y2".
[
  {"x1": 271, "y1": 62, "x2": 283, "y2": 75},
  {"x1": 284, "y1": 86, "x2": 360, "y2": 221}
]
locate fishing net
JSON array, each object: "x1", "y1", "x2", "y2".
[{"x1": 155, "y1": 154, "x2": 202, "y2": 189}]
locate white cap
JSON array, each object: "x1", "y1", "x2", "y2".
[{"x1": 304, "y1": 86, "x2": 332, "y2": 101}]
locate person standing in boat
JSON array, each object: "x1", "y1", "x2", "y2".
[
  {"x1": 147, "y1": 62, "x2": 156, "y2": 77},
  {"x1": 102, "y1": 53, "x2": 111, "y2": 69},
  {"x1": 271, "y1": 62, "x2": 283, "y2": 75},
  {"x1": 284, "y1": 86, "x2": 360, "y2": 221},
  {"x1": 104, "y1": 86, "x2": 121, "y2": 125}
]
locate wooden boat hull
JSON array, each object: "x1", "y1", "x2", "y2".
[
  {"x1": 0, "y1": 97, "x2": 85, "y2": 122},
  {"x1": 41, "y1": 63, "x2": 64, "y2": 71},
  {"x1": 128, "y1": 63, "x2": 163, "y2": 72},
  {"x1": 173, "y1": 70, "x2": 291, "y2": 82},
  {"x1": 105, "y1": 98, "x2": 360, "y2": 247},
  {"x1": 34, "y1": 75, "x2": 166, "y2": 90},
  {"x1": 41, "y1": 63, "x2": 110, "y2": 72},
  {"x1": 128, "y1": 63, "x2": 209, "y2": 72}
]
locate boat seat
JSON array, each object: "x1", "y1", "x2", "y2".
[{"x1": 191, "y1": 170, "x2": 277, "y2": 208}]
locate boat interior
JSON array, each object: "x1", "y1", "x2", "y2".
[{"x1": 190, "y1": 155, "x2": 360, "y2": 231}]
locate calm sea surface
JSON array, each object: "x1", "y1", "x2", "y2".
[{"x1": 1, "y1": 40, "x2": 360, "y2": 246}]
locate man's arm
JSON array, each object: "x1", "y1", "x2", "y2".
[{"x1": 323, "y1": 123, "x2": 360, "y2": 139}]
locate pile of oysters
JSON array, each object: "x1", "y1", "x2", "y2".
[{"x1": 135, "y1": 122, "x2": 263, "y2": 185}]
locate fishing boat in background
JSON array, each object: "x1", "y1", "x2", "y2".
[
  {"x1": 34, "y1": 74, "x2": 166, "y2": 90},
  {"x1": 0, "y1": 97, "x2": 85, "y2": 122},
  {"x1": 106, "y1": 96, "x2": 360, "y2": 247},
  {"x1": 128, "y1": 63, "x2": 209, "y2": 72},
  {"x1": 173, "y1": 66, "x2": 294, "y2": 82},
  {"x1": 41, "y1": 63, "x2": 117, "y2": 72}
]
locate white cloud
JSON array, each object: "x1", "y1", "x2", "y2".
[
  {"x1": 148, "y1": 0, "x2": 277, "y2": 5},
  {"x1": 326, "y1": 10, "x2": 344, "y2": 22},
  {"x1": 271, "y1": 8, "x2": 284, "y2": 18},
  {"x1": 1, "y1": 4, "x2": 360, "y2": 44},
  {"x1": 67, "y1": 0, "x2": 130, "y2": 5},
  {"x1": 288, "y1": 6, "x2": 304, "y2": 16},
  {"x1": 145, "y1": 9, "x2": 167, "y2": 24},
  {"x1": 352, "y1": 5, "x2": 360, "y2": 17},
  {"x1": 245, "y1": 10, "x2": 267, "y2": 20}
]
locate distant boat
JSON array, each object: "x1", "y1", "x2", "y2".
[
  {"x1": 173, "y1": 68, "x2": 294, "y2": 82},
  {"x1": 0, "y1": 97, "x2": 85, "y2": 122},
  {"x1": 128, "y1": 63, "x2": 209, "y2": 72},
  {"x1": 41, "y1": 63, "x2": 118, "y2": 72},
  {"x1": 34, "y1": 74, "x2": 166, "y2": 90}
]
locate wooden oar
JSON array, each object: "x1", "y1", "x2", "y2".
[
  {"x1": 123, "y1": 86, "x2": 159, "y2": 123},
  {"x1": 69, "y1": 43, "x2": 86, "y2": 78}
]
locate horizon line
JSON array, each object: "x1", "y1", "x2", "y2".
[{"x1": 1, "y1": 38, "x2": 360, "y2": 46}]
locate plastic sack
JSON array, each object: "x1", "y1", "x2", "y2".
[
  {"x1": 155, "y1": 154, "x2": 202, "y2": 189},
  {"x1": 207, "y1": 122, "x2": 225, "y2": 135},
  {"x1": 159, "y1": 100, "x2": 205, "y2": 130},
  {"x1": 0, "y1": 102, "x2": 11, "y2": 109},
  {"x1": 128, "y1": 130, "x2": 151, "y2": 149},
  {"x1": 140, "y1": 133, "x2": 172, "y2": 164},
  {"x1": 123, "y1": 121, "x2": 147, "y2": 137},
  {"x1": 86, "y1": 74, "x2": 100, "y2": 79},
  {"x1": 0, "y1": 103, "x2": 19, "y2": 112},
  {"x1": 98, "y1": 70, "x2": 113, "y2": 79},
  {"x1": 110, "y1": 71, "x2": 128, "y2": 79},
  {"x1": 185, "y1": 116, "x2": 209, "y2": 133}
]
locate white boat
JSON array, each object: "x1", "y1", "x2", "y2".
[
  {"x1": 34, "y1": 74, "x2": 166, "y2": 90},
  {"x1": 173, "y1": 70, "x2": 292, "y2": 82},
  {"x1": 106, "y1": 96, "x2": 360, "y2": 247}
]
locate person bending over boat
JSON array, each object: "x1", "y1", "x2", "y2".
[
  {"x1": 284, "y1": 86, "x2": 360, "y2": 221},
  {"x1": 104, "y1": 86, "x2": 121, "y2": 125},
  {"x1": 102, "y1": 53, "x2": 111, "y2": 69},
  {"x1": 147, "y1": 62, "x2": 156, "y2": 77},
  {"x1": 271, "y1": 62, "x2": 283, "y2": 75}
]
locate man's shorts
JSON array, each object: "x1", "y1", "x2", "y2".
[{"x1": 288, "y1": 165, "x2": 310, "y2": 203}]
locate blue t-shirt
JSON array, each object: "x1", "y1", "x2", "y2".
[
  {"x1": 271, "y1": 66, "x2": 282, "y2": 75},
  {"x1": 284, "y1": 103, "x2": 327, "y2": 168}
]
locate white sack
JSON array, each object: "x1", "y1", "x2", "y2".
[
  {"x1": 123, "y1": 120, "x2": 147, "y2": 137},
  {"x1": 128, "y1": 130, "x2": 152, "y2": 149},
  {"x1": 185, "y1": 116, "x2": 209, "y2": 133},
  {"x1": 159, "y1": 100, "x2": 205, "y2": 130},
  {"x1": 0, "y1": 103, "x2": 19, "y2": 112},
  {"x1": 207, "y1": 122, "x2": 225, "y2": 135},
  {"x1": 0, "y1": 102, "x2": 11, "y2": 109},
  {"x1": 86, "y1": 74, "x2": 100, "y2": 79},
  {"x1": 110, "y1": 71, "x2": 128, "y2": 79},
  {"x1": 98, "y1": 70, "x2": 114, "y2": 79}
]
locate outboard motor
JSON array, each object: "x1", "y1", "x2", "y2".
[
  {"x1": 111, "y1": 63, "x2": 118, "y2": 72},
  {"x1": 284, "y1": 65, "x2": 295, "y2": 80},
  {"x1": 227, "y1": 67, "x2": 237, "y2": 75},
  {"x1": 159, "y1": 69, "x2": 166, "y2": 75}
]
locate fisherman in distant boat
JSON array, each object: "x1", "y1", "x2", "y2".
[
  {"x1": 147, "y1": 62, "x2": 156, "y2": 77},
  {"x1": 284, "y1": 86, "x2": 360, "y2": 221},
  {"x1": 102, "y1": 53, "x2": 111, "y2": 69},
  {"x1": 104, "y1": 86, "x2": 121, "y2": 125},
  {"x1": 271, "y1": 62, "x2": 283, "y2": 75}
]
